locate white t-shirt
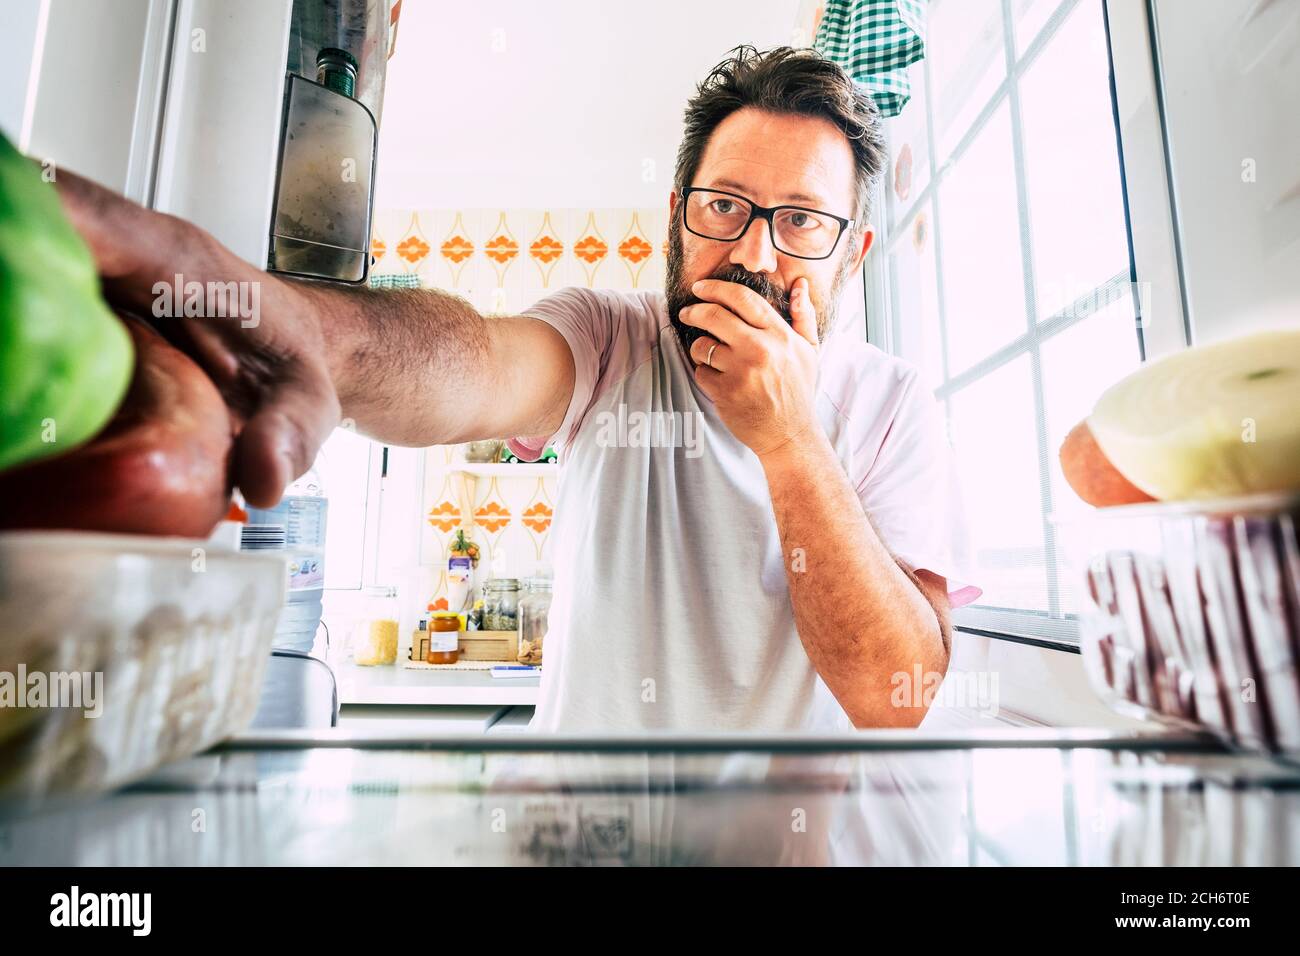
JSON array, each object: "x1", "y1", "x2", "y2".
[{"x1": 508, "y1": 286, "x2": 980, "y2": 734}]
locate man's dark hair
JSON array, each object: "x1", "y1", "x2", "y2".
[{"x1": 674, "y1": 45, "x2": 886, "y2": 223}]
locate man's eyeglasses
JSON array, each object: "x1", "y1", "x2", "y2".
[{"x1": 680, "y1": 186, "x2": 855, "y2": 261}]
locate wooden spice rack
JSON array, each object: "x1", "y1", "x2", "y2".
[{"x1": 410, "y1": 629, "x2": 519, "y2": 663}]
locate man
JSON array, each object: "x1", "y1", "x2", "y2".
[{"x1": 58, "y1": 46, "x2": 978, "y2": 733}]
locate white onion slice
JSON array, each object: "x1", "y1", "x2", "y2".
[{"x1": 1088, "y1": 329, "x2": 1300, "y2": 500}]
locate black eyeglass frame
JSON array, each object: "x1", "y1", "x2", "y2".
[{"x1": 679, "y1": 185, "x2": 856, "y2": 261}]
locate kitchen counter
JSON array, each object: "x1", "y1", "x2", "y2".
[
  {"x1": 2, "y1": 730, "x2": 1296, "y2": 866},
  {"x1": 335, "y1": 660, "x2": 540, "y2": 707}
]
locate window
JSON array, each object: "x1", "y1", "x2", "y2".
[
  {"x1": 315, "y1": 427, "x2": 383, "y2": 591},
  {"x1": 869, "y1": 0, "x2": 1143, "y2": 643}
]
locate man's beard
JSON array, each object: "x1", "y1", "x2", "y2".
[{"x1": 664, "y1": 209, "x2": 853, "y2": 357}]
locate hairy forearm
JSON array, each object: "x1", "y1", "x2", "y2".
[
  {"x1": 760, "y1": 429, "x2": 948, "y2": 728},
  {"x1": 293, "y1": 280, "x2": 498, "y2": 445}
]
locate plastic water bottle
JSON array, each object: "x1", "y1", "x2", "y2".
[{"x1": 241, "y1": 465, "x2": 329, "y2": 653}]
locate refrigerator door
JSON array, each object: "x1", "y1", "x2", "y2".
[{"x1": 153, "y1": 0, "x2": 294, "y2": 266}]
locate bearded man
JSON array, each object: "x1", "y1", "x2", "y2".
[{"x1": 55, "y1": 45, "x2": 979, "y2": 734}]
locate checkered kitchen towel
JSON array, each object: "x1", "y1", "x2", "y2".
[
  {"x1": 368, "y1": 272, "x2": 424, "y2": 289},
  {"x1": 814, "y1": 0, "x2": 927, "y2": 118}
]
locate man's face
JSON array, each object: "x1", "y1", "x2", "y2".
[{"x1": 666, "y1": 107, "x2": 872, "y2": 354}]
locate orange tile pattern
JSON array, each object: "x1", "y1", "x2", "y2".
[
  {"x1": 485, "y1": 234, "x2": 519, "y2": 264},
  {"x1": 619, "y1": 235, "x2": 652, "y2": 263},
  {"x1": 440, "y1": 235, "x2": 474, "y2": 264},
  {"x1": 427, "y1": 500, "x2": 459, "y2": 533},
  {"x1": 474, "y1": 500, "x2": 511, "y2": 534},
  {"x1": 530, "y1": 234, "x2": 563, "y2": 264},
  {"x1": 574, "y1": 234, "x2": 609, "y2": 264},
  {"x1": 370, "y1": 207, "x2": 669, "y2": 307},
  {"x1": 522, "y1": 501, "x2": 553, "y2": 533},
  {"x1": 397, "y1": 235, "x2": 430, "y2": 264}
]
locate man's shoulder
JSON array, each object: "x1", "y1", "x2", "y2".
[
  {"x1": 819, "y1": 335, "x2": 921, "y2": 402},
  {"x1": 817, "y1": 335, "x2": 934, "y2": 446},
  {"x1": 523, "y1": 287, "x2": 668, "y2": 381},
  {"x1": 526, "y1": 285, "x2": 667, "y2": 329}
]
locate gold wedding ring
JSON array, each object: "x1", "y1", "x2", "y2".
[{"x1": 705, "y1": 342, "x2": 718, "y2": 368}]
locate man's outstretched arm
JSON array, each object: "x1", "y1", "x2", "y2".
[{"x1": 54, "y1": 168, "x2": 573, "y2": 506}]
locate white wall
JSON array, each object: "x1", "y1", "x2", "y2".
[{"x1": 374, "y1": 0, "x2": 802, "y2": 211}]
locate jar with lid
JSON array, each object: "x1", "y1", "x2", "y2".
[
  {"x1": 482, "y1": 578, "x2": 520, "y2": 632},
  {"x1": 427, "y1": 611, "x2": 461, "y2": 665},
  {"x1": 517, "y1": 577, "x2": 552, "y2": 665},
  {"x1": 352, "y1": 585, "x2": 399, "y2": 666}
]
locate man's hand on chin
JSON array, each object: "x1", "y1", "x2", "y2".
[{"x1": 678, "y1": 276, "x2": 821, "y2": 458}]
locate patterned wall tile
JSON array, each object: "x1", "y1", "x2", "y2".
[
  {"x1": 438, "y1": 210, "x2": 477, "y2": 290},
  {"x1": 374, "y1": 205, "x2": 674, "y2": 607},
  {"x1": 572, "y1": 211, "x2": 610, "y2": 288},
  {"x1": 527, "y1": 211, "x2": 565, "y2": 292}
]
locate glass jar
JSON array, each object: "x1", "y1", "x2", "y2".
[
  {"x1": 352, "y1": 585, "x2": 399, "y2": 666},
  {"x1": 427, "y1": 611, "x2": 461, "y2": 665},
  {"x1": 517, "y1": 577, "x2": 552, "y2": 665},
  {"x1": 482, "y1": 578, "x2": 520, "y2": 632},
  {"x1": 464, "y1": 439, "x2": 504, "y2": 463}
]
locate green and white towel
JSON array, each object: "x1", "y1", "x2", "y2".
[
  {"x1": 814, "y1": 0, "x2": 927, "y2": 118},
  {"x1": 368, "y1": 272, "x2": 423, "y2": 290}
]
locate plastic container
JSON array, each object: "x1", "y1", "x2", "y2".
[
  {"x1": 0, "y1": 531, "x2": 287, "y2": 804},
  {"x1": 241, "y1": 466, "x2": 328, "y2": 652},
  {"x1": 1057, "y1": 492, "x2": 1300, "y2": 754}
]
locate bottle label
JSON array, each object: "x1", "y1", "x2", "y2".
[
  {"x1": 286, "y1": 552, "x2": 325, "y2": 591},
  {"x1": 429, "y1": 629, "x2": 458, "y2": 653},
  {"x1": 243, "y1": 496, "x2": 329, "y2": 592},
  {"x1": 245, "y1": 496, "x2": 328, "y2": 549}
]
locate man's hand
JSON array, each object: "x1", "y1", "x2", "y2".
[
  {"x1": 54, "y1": 169, "x2": 343, "y2": 507},
  {"x1": 679, "y1": 277, "x2": 820, "y2": 458}
]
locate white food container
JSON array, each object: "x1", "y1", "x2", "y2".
[
  {"x1": 1058, "y1": 493, "x2": 1300, "y2": 754},
  {"x1": 0, "y1": 531, "x2": 286, "y2": 804}
]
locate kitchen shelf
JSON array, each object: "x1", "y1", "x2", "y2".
[{"x1": 453, "y1": 462, "x2": 557, "y2": 478}]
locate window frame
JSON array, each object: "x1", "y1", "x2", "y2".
[{"x1": 865, "y1": 0, "x2": 1177, "y2": 647}]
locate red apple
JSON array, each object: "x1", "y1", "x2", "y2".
[{"x1": 0, "y1": 316, "x2": 234, "y2": 537}]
